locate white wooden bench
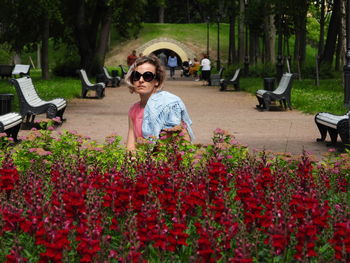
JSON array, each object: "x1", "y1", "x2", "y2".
[
  {"x1": 0, "y1": 112, "x2": 23, "y2": 141},
  {"x1": 78, "y1": 69, "x2": 105, "y2": 98},
  {"x1": 9, "y1": 76, "x2": 67, "y2": 123},
  {"x1": 256, "y1": 73, "x2": 294, "y2": 111},
  {"x1": 102, "y1": 67, "x2": 121, "y2": 87},
  {"x1": 220, "y1": 68, "x2": 241, "y2": 91},
  {"x1": 315, "y1": 111, "x2": 349, "y2": 147},
  {"x1": 210, "y1": 67, "x2": 224, "y2": 86},
  {"x1": 12, "y1": 64, "x2": 31, "y2": 77}
]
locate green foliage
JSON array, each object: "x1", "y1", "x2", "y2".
[
  {"x1": 0, "y1": 44, "x2": 12, "y2": 64},
  {"x1": 52, "y1": 58, "x2": 80, "y2": 77},
  {"x1": 240, "y1": 77, "x2": 348, "y2": 115}
]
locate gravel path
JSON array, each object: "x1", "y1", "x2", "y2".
[{"x1": 20, "y1": 77, "x2": 331, "y2": 157}]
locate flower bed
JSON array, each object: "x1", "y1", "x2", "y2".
[{"x1": 0, "y1": 127, "x2": 349, "y2": 262}]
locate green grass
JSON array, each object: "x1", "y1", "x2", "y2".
[
  {"x1": 241, "y1": 77, "x2": 348, "y2": 115},
  {"x1": 0, "y1": 70, "x2": 81, "y2": 112}
]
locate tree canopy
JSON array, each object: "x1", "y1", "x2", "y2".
[{"x1": 0, "y1": 0, "x2": 346, "y2": 78}]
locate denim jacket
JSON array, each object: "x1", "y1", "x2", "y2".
[{"x1": 142, "y1": 91, "x2": 195, "y2": 140}]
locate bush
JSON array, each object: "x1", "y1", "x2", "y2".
[
  {"x1": 52, "y1": 58, "x2": 80, "y2": 77},
  {"x1": 0, "y1": 44, "x2": 12, "y2": 64}
]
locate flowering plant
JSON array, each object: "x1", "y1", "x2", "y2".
[{"x1": 0, "y1": 128, "x2": 349, "y2": 262}]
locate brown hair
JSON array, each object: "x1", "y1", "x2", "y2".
[{"x1": 125, "y1": 55, "x2": 166, "y2": 93}]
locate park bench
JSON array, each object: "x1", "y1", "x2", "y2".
[
  {"x1": 119, "y1": 65, "x2": 128, "y2": 79},
  {"x1": 0, "y1": 112, "x2": 22, "y2": 142},
  {"x1": 0, "y1": 65, "x2": 14, "y2": 79},
  {"x1": 256, "y1": 73, "x2": 293, "y2": 111},
  {"x1": 101, "y1": 67, "x2": 121, "y2": 87},
  {"x1": 314, "y1": 111, "x2": 349, "y2": 148},
  {"x1": 12, "y1": 64, "x2": 31, "y2": 77},
  {"x1": 78, "y1": 69, "x2": 105, "y2": 99},
  {"x1": 220, "y1": 68, "x2": 241, "y2": 91},
  {"x1": 9, "y1": 76, "x2": 67, "y2": 123},
  {"x1": 210, "y1": 67, "x2": 224, "y2": 86}
]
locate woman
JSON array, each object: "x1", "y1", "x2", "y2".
[{"x1": 125, "y1": 55, "x2": 194, "y2": 151}]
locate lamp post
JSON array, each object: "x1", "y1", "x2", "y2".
[
  {"x1": 276, "y1": 13, "x2": 284, "y2": 81},
  {"x1": 244, "y1": 0, "x2": 249, "y2": 76},
  {"x1": 206, "y1": 17, "x2": 210, "y2": 57},
  {"x1": 217, "y1": 13, "x2": 221, "y2": 70},
  {"x1": 344, "y1": 0, "x2": 350, "y2": 143}
]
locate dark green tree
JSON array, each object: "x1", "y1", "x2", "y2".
[{"x1": 0, "y1": 0, "x2": 63, "y2": 79}]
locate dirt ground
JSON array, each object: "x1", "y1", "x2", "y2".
[{"x1": 18, "y1": 72, "x2": 333, "y2": 158}]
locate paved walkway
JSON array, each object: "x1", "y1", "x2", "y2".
[{"x1": 21, "y1": 78, "x2": 331, "y2": 157}]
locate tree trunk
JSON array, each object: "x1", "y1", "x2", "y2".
[
  {"x1": 95, "y1": 10, "x2": 112, "y2": 71},
  {"x1": 75, "y1": 0, "x2": 105, "y2": 75},
  {"x1": 12, "y1": 52, "x2": 21, "y2": 64},
  {"x1": 318, "y1": 0, "x2": 325, "y2": 56},
  {"x1": 293, "y1": 1, "x2": 308, "y2": 64},
  {"x1": 37, "y1": 43, "x2": 41, "y2": 69},
  {"x1": 249, "y1": 28, "x2": 258, "y2": 65},
  {"x1": 263, "y1": 6, "x2": 276, "y2": 64},
  {"x1": 238, "y1": 0, "x2": 245, "y2": 63},
  {"x1": 228, "y1": 12, "x2": 236, "y2": 65},
  {"x1": 335, "y1": 0, "x2": 346, "y2": 70},
  {"x1": 159, "y1": 6, "x2": 165, "y2": 23},
  {"x1": 41, "y1": 15, "x2": 50, "y2": 80},
  {"x1": 320, "y1": 0, "x2": 340, "y2": 66}
]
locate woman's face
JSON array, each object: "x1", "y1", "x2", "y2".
[{"x1": 133, "y1": 62, "x2": 159, "y2": 96}]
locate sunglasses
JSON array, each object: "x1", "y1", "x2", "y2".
[{"x1": 132, "y1": 71, "x2": 156, "y2": 82}]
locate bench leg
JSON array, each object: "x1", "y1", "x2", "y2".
[
  {"x1": 234, "y1": 82, "x2": 240, "y2": 91},
  {"x1": 263, "y1": 98, "x2": 270, "y2": 111},
  {"x1": 219, "y1": 82, "x2": 227, "y2": 91},
  {"x1": 286, "y1": 98, "x2": 292, "y2": 110},
  {"x1": 256, "y1": 96, "x2": 265, "y2": 109},
  {"x1": 25, "y1": 114, "x2": 35, "y2": 123},
  {"x1": 338, "y1": 120, "x2": 349, "y2": 149},
  {"x1": 315, "y1": 123, "x2": 327, "y2": 142},
  {"x1": 97, "y1": 87, "x2": 104, "y2": 98},
  {"x1": 82, "y1": 89, "x2": 88, "y2": 98},
  {"x1": 10, "y1": 124, "x2": 21, "y2": 142},
  {"x1": 328, "y1": 128, "x2": 338, "y2": 146}
]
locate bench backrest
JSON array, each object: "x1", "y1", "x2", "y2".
[
  {"x1": 230, "y1": 69, "x2": 240, "y2": 81},
  {"x1": 13, "y1": 76, "x2": 41, "y2": 105},
  {"x1": 119, "y1": 65, "x2": 127, "y2": 78},
  {"x1": 273, "y1": 73, "x2": 293, "y2": 95},
  {"x1": 79, "y1": 69, "x2": 93, "y2": 86},
  {"x1": 218, "y1": 67, "x2": 224, "y2": 77},
  {"x1": 102, "y1": 67, "x2": 111, "y2": 78},
  {"x1": 12, "y1": 64, "x2": 31, "y2": 75}
]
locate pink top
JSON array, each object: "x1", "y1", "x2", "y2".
[{"x1": 129, "y1": 102, "x2": 145, "y2": 139}]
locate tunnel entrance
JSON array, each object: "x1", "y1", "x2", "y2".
[
  {"x1": 152, "y1": 49, "x2": 183, "y2": 68},
  {"x1": 136, "y1": 37, "x2": 195, "y2": 69}
]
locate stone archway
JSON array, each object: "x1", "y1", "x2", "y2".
[{"x1": 136, "y1": 38, "x2": 195, "y2": 62}]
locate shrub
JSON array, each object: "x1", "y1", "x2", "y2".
[{"x1": 52, "y1": 57, "x2": 80, "y2": 77}]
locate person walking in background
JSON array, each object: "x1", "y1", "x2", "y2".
[
  {"x1": 125, "y1": 55, "x2": 194, "y2": 151},
  {"x1": 200, "y1": 53, "x2": 211, "y2": 86},
  {"x1": 167, "y1": 52, "x2": 178, "y2": 79},
  {"x1": 127, "y1": 50, "x2": 138, "y2": 67},
  {"x1": 157, "y1": 52, "x2": 167, "y2": 68}
]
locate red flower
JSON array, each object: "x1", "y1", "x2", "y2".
[{"x1": 0, "y1": 168, "x2": 19, "y2": 191}]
